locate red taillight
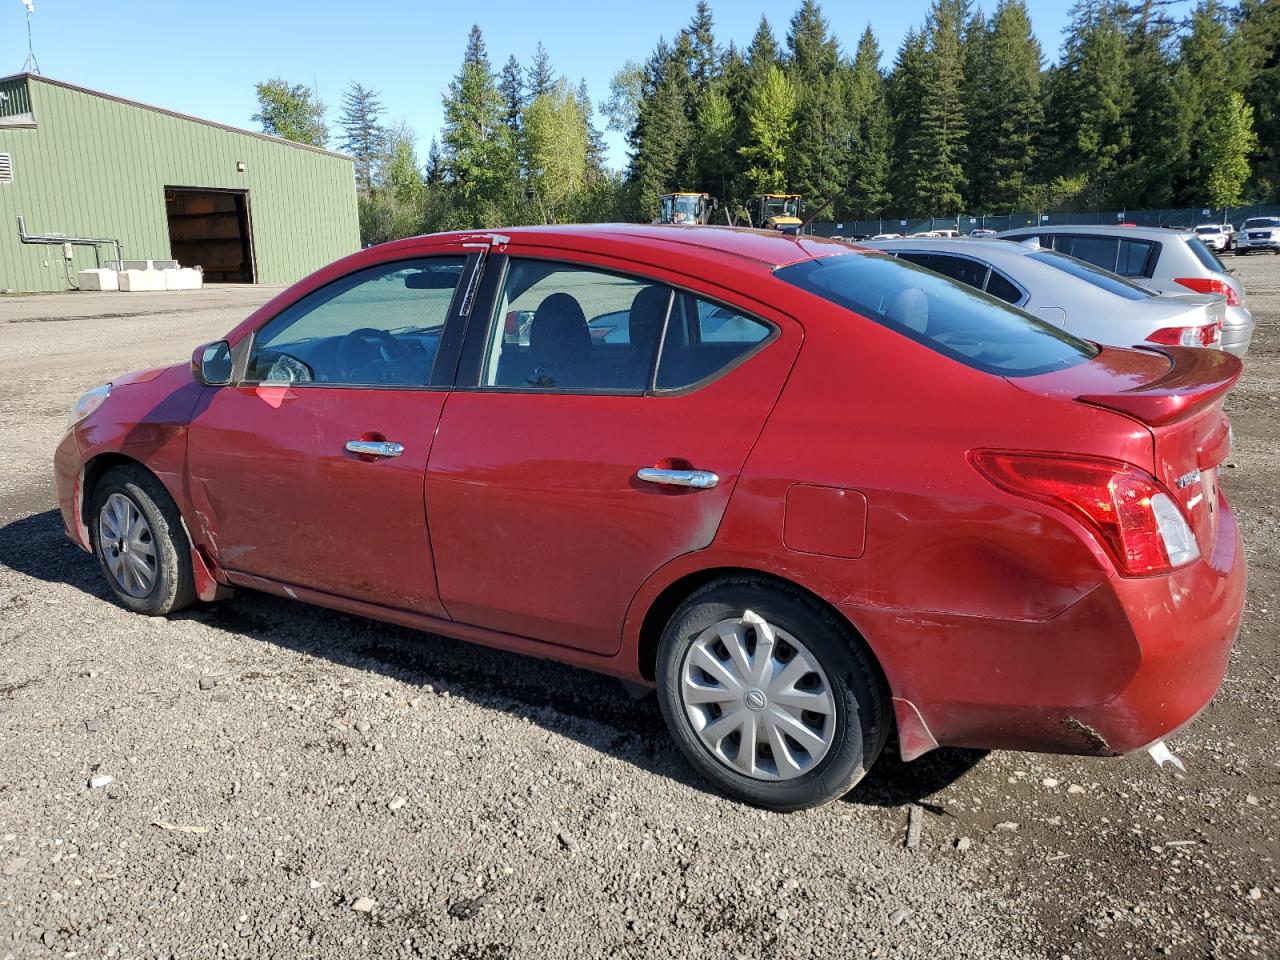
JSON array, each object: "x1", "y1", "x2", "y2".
[
  {"x1": 971, "y1": 452, "x2": 1194, "y2": 576},
  {"x1": 1145, "y1": 323, "x2": 1220, "y2": 347},
  {"x1": 1173, "y1": 276, "x2": 1241, "y2": 306}
]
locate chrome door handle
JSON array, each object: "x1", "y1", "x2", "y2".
[
  {"x1": 636, "y1": 467, "x2": 719, "y2": 489},
  {"x1": 345, "y1": 440, "x2": 404, "y2": 459}
]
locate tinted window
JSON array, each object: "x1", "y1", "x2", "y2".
[
  {"x1": 482, "y1": 259, "x2": 671, "y2": 392},
  {"x1": 1185, "y1": 237, "x2": 1226, "y2": 272},
  {"x1": 1054, "y1": 235, "x2": 1120, "y2": 272},
  {"x1": 248, "y1": 257, "x2": 464, "y2": 386},
  {"x1": 1117, "y1": 238, "x2": 1155, "y2": 277},
  {"x1": 1243, "y1": 218, "x2": 1280, "y2": 229},
  {"x1": 896, "y1": 252, "x2": 990, "y2": 291},
  {"x1": 984, "y1": 269, "x2": 1023, "y2": 304},
  {"x1": 1029, "y1": 250, "x2": 1152, "y2": 301},
  {"x1": 656, "y1": 296, "x2": 771, "y2": 389},
  {"x1": 776, "y1": 253, "x2": 1096, "y2": 377}
]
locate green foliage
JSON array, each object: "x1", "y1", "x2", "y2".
[
  {"x1": 739, "y1": 65, "x2": 797, "y2": 195},
  {"x1": 337, "y1": 82, "x2": 384, "y2": 193},
  {"x1": 1202, "y1": 93, "x2": 1257, "y2": 207},
  {"x1": 252, "y1": 78, "x2": 328, "y2": 147},
  {"x1": 845, "y1": 27, "x2": 892, "y2": 216},
  {"x1": 523, "y1": 80, "x2": 590, "y2": 223}
]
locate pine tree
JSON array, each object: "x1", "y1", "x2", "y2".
[
  {"x1": 970, "y1": 1, "x2": 1044, "y2": 211},
  {"x1": 1231, "y1": 0, "x2": 1280, "y2": 199},
  {"x1": 739, "y1": 65, "x2": 797, "y2": 195},
  {"x1": 629, "y1": 40, "x2": 693, "y2": 220},
  {"x1": 1181, "y1": 1, "x2": 1236, "y2": 200},
  {"x1": 498, "y1": 55, "x2": 525, "y2": 133},
  {"x1": 686, "y1": 1, "x2": 718, "y2": 95},
  {"x1": 575, "y1": 79, "x2": 607, "y2": 175},
  {"x1": 441, "y1": 25, "x2": 517, "y2": 226},
  {"x1": 911, "y1": 0, "x2": 970, "y2": 215},
  {"x1": 786, "y1": 0, "x2": 839, "y2": 79},
  {"x1": 528, "y1": 42, "x2": 555, "y2": 100},
  {"x1": 337, "y1": 82, "x2": 385, "y2": 194},
  {"x1": 889, "y1": 28, "x2": 929, "y2": 213},
  {"x1": 746, "y1": 15, "x2": 780, "y2": 79},
  {"x1": 695, "y1": 84, "x2": 736, "y2": 199},
  {"x1": 845, "y1": 26, "x2": 892, "y2": 217}
]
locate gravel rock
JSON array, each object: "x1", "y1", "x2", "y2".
[
  {"x1": 890, "y1": 908, "x2": 913, "y2": 927},
  {"x1": 87, "y1": 774, "x2": 113, "y2": 789},
  {"x1": 350, "y1": 897, "x2": 376, "y2": 913}
]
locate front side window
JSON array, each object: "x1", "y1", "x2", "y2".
[
  {"x1": 248, "y1": 257, "x2": 465, "y2": 386},
  {"x1": 776, "y1": 252, "x2": 1096, "y2": 377}
]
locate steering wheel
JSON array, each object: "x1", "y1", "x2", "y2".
[{"x1": 336, "y1": 327, "x2": 411, "y2": 379}]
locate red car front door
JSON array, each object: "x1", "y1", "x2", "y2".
[
  {"x1": 186, "y1": 255, "x2": 471, "y2": 616},
  {"x1": 425, "y1": 253, "x2": 802, "y2": 656}
]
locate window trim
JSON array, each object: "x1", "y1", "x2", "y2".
[
  {"x1": 457, "y1": 253, "x2": 779, "y2": 398},
  {"x1": 235, "y1": 254, "x2": 475, "y2": 391}
]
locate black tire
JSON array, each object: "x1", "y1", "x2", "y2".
[
  {"x1": 655, "y1": 576, "x2": 890, "y2": 811},
  {"x1": 89, "y1": 464, "x2": 196, "y2": 616}
]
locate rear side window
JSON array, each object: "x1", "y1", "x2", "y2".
[
  {"x1": 984, "y1": 270, "x2": 1023, "y2": 304},
  {"x1": 1029, "y1": 250, "x2": 1152, "y2": 301},
  {"x1": 896, "y1": 252, "x2": 989, "y2": 290},
  {"x1": 1054, "y1": 235, "x2": 1119, "y2": 272},
  {"x1": 776, "y1": 253, "x2": 1096, "y2": 377},
  {"x1": 1117, "y1": 238, "x2": 1156, "y2": 277},
  {"x1": 1185, "y1": 237, "x2": 1226, "y2": 272},
  {"x1": 657, "y1": 296, "x2": 771, "y2": 389}
]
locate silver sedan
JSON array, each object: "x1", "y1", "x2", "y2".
[{"x1": 861, "y1": 238, "x2": 1228, "y2": 352}]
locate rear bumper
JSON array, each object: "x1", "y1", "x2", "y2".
[
  {"x1": 1221, "y1": 305, "x2": 1255, "y2": 356},
  {"x1": 853, "y1": 491, "x2": 1245, "y2": 758}
]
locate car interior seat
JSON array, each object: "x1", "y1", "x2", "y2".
[
  {"x1": 887, "y1": 287, "x2": 929, "y2": 334},
  {"x1": 627, "y1": 285, "x2": 671, "y2": 387},
  {"x1": 527, "y1": 292, "x2": 590, "y2": 387}
]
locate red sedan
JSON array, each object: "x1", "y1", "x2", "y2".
[{"x1": 54, "y1": 225, "x2": 1245, "y2": 810}]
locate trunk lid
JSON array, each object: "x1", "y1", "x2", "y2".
[{"x1": 1012, "y1": 345, "x2": 1241, "y2": 559}]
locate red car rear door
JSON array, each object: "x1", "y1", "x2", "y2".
[
  {"x1": 425, "y1": 251, "x2": 802, "y2": 656},
  {"x1": 186, "y1": 254, "x2": 474, "y2": 616}
]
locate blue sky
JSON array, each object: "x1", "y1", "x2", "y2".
[{"x1": 0, "y1": 1, "x2": 1151, "y2": 169}]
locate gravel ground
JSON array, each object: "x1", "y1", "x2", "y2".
[{"x1": 1, "y1": 261, "x2": 1278, "y2": 960}]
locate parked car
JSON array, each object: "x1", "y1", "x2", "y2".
[
  {"x1": 1235, "y1": 216, "x2": 1280, "y2": 255},
  {"x1": 996, "y1": 224, "x2": 1255, "y2": 355},
  {"x1": 56, "y1": 225, "x2": 1245, "y2": 811},
  {"x1": 968, "y1": 228, "x2": 999, "y2": 238},
  {"x1": 864, "y1": 237, "x2": 1226, "y2": 349},
  {"x1": 869, "y1": 232, "x2": 903, "y2": 241},
  {"x1": 1195, "y1": 223, "x2": 1233, "y2": 252}
]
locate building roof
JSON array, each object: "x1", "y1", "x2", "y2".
[{"x1": 0, "y1": 72, "x2": 352, "y2": 161}]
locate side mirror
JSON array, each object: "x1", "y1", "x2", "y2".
[{"x1": 192, "y1": 341, "x2": 232, "y2": 386}]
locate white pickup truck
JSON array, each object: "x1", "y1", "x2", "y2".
[{"x1": 1235, "y1": 216, "x2": 1280, "y2": 255}]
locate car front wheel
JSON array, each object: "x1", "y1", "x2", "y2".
[
  {"x1": 89, "y1": 465, "x2": 196, "y2": 616},
  {"x1": 656, "y1": 576, "x2": 889, "y2": 811}
]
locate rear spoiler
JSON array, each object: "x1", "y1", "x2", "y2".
[{"x1": 1077, "y1": 346, "x2": 1242, "y2": 427}]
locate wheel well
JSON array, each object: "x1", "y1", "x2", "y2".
[
  {"x1": 635, "y1": 566, "x2": 887, "y2": 692},
  {"x1": 81, "y1": 453, "x2": 142, "y2": 532}
]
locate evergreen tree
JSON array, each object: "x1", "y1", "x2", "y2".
[
  {"x1": 786, "y1": 0, "x2": 839, "y2": 78},
  {"x1": 911, "y1": 0, "x2": 970, "y2": 215},
  {"x1": 888, "y1": 28, "x2": 929, "y2": 212},
  {"x1": 337, "y1": 82, "x2": 385, "y2": 193},
  {"x1": 784, "y1": 2, "x2": 848, "y2": 218},
  {"x1": 695, "y1": 84, "x2": 736, "y2": 199},
  {"x1": 252, "y1": 78, "x2": 328, "y2": 147},
  {"x1": 739, "y1": 64, "x2": 797, "y2": 195},
  {"x1": 628, "y1": 40, "x2": 693, "y2": 220},
  {"x1": 1181, "y1": 1, "x2": 1236, "y2": 199},
  {"x1": 528, "y1": 42, "x2": 556, "y2": 99},
  {"x1": 970, "y1": 1, "x2": 1044, "y2": 211},
  {"x1": 746, "y1": 15, "x2": 780, "y2": 79},
  {"x1": 686, "y1": 1, "x2": 719, "y2": 95},
  {"x1": 845, "y1": 26, "x2": 892, "y2": 217},
  {"x1": 575, "y1": 79, "x2": 608, "y2": 175},
  {"x1": 1231, "y1": 0, "x2": 1280, "y2": 199},
  {"x1": 425, "y1": 138, "x2": 444, "y2": 185},
  {"x1": 441, "y1": 25, "x2": 517, "y2": 226},
  {"x1": 498, "y1": 55, "x2": 525, "y2": 133}
]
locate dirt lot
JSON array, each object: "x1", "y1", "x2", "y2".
[{"x1": 1, "y1": 263, "x2": 1278, "y2": 960}]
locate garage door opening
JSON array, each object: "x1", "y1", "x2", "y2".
[{"x1": 164, "y1": 187, "x2": 255, "y2": 283}]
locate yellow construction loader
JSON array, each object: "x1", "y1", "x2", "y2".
[{"x1": 750, "y1": 194, "x2": 805, "y2": 231}]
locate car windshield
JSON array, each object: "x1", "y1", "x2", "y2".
[
  {"x1": 1028, "y1": 250, "x2": 1153, "y2": 301},
  {"x1": 764, "y1": 197, "x2": 799, "y2": 218},
  {"x1": 673, "y1": 197, "x2": 699, "y2": 216},
  {"x1": 1243, "y1": 218, "x2": 1280, "y2": 229},
  {"x1": 1185, "y1": 236, "x2": 1227, "y2": 271},
  {"x1": 776, "y1": 253, "x2": 1097, "y2": 377}
]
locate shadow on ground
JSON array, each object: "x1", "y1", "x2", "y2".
[{"x1": 0, "y1": 508, "x2": 987, "y2": 808}]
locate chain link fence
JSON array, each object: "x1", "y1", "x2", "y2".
[{"x1": 814, "y1": 203, "x2": 1280, "y2": 238}]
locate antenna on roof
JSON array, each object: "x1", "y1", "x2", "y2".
[{"x1": 20, "y1": 0, "x2": 41, "y2": 75}]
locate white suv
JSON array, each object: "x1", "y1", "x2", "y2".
[
  {"x1": 1235, "y1": 217, "x2": 1280, "y2": 255},
  {"x1": 1194, "y1": 224, "x2": 1232, "y2": 252}
]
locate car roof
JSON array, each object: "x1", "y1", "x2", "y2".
[
  {"x1": 996, "y1": 224, "x2": 1189, "y2": 242},
  {"x1": 862, "y1": 237, "x2": 1038, "y2": 264},
  {"x1": 373, "y1": 223, "x2": 851, "y2": 270}
]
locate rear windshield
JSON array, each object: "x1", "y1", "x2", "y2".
[
  {"x1": 1029, "y1": 250, "x2": 1153, "y2": 301},
  {"x1": 1195, "y1": 226, "x2": 1222, "y2": 234},
  {"x1": 1185, "y1": 236, "x2": 1226, "y2": 271},
  {"x1": 776, "y1": 253, "x2": 1097, "y2": 377},
  {"x1": 1243, "y1": 218, "x2": 1280, "y2": 229}
]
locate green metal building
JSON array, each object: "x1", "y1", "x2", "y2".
[{"x1": 0, "y1": 73, "x2": 359, "y2": 293}]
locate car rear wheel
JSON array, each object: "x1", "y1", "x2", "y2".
[
  {"x1": 89, "y1": 465, "x2": 196, "y2": 616},
  {"x1": 655, "y1": 576, "x2": 889, "y2": 811}
]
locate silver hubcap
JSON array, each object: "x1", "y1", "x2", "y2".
[
  {"x1": 98, "y1": 492, "x2": 157, "y2": 598},
  {"x1": 680, "y1": 611, "x2": 837, "y2": 781}
]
